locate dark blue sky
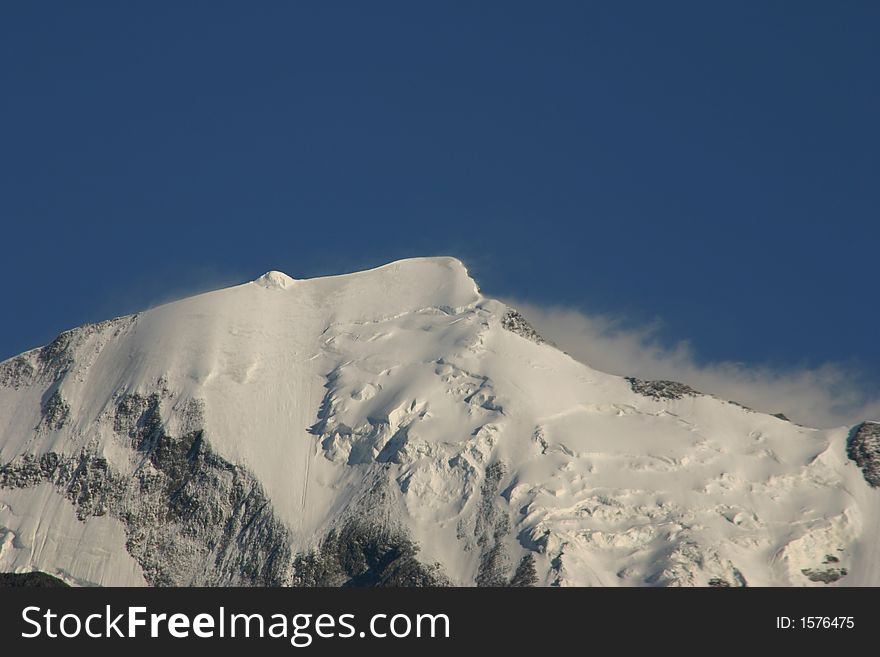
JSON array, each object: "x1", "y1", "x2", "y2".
[{"x1": 2, "y1": 2, "x2": 878, "y2": 384}]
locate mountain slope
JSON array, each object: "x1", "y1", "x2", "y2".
[{"x1": 0, "y1": 257, "x2": 877, "y2": 586}]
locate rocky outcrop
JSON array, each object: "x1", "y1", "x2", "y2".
[
  {"x1": 0, "y1": 316, "x2": 138, "y2": 391},
  {"x1": 292, "y1": 520, "x2": 448, "y2": 587},
  {"x1": 626, "y1": 377, "x2": 701, "y2": 401},
  {"x1": 0, "y1": 354, "x2": 36, "y2": 390},
  {"x1": 801, "y1": 567, "x2": 848, "y2": 584},
  {"x1": 0, "y1": 387, "x2": 455, "y2": 587},
  {"x1": 38, "y1": 389, "x2": 70, "y2": 431},
  {"x1": 0, "y1": 572, "x2": 68, "y2": 587},
  {"x1": 847, "y1": 421, "x2": 880, "y2": 488},
  {"x1": 509, "y1": 554, "x2": 538, "y2": 587},
  {"x1": 501, "y1": 309, "x2": 545, "y2": 344},
  {"x1": 0, "y1": 444, "x2": 294, "y2": 586},
  {"x1": 473, "y1": 462, "x2": 512, "y2": 586}
]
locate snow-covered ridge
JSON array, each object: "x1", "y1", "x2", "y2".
[{"x1": 1, "y1": 257, "x2": 878, "y2": 586}]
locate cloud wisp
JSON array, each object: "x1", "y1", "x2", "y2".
[{"x1": 510, "y1": 301, "x2": 880, "y2": 429}]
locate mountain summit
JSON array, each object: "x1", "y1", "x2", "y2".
[{"x1": 1, "y1": 257, "x2": 877, "y2": 586}]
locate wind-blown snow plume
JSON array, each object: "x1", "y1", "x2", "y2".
[{"x1": 509, "y1": 301, "x2": 880, "y2": 429}]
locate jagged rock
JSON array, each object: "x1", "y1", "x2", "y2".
[
  {"x1": 510, "y1": 554, "x2": 538, "y2": 587},
  {"x1": 0, "y1": 444, "x2": 292, "y2": 586},
  {"x1": 1, "y1": 389, "x2": 455, "y2": 587},
  {"x1": 847, "y1": 422, "x2": 880, "y2": 488},
  {"x1": 292, "y1": 521, "x2": 448, "y2": 587},
  {"x1": 501, "y1": 309, "x2": 545, "y2": 344},
  {"x1": 0, "y1": 355, "x2": 36, "y2": 389},
  {"x1": 626, "y1": 377, "x2": 700, "y2": 401},
  {"x1": 801, "y1": 567, "x2": 848, "y2": 584},
  {"x1": 472, "y1": 462, "x2": 511, "y2": 586},
  {"x1": 38, "y1": 389, "x2": 70, "y2": 431},
  {"x1": 0, "y1": 572, "x2": 68, "y2": 587}
]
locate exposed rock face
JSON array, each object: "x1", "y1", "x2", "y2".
[
  {"x1": 501, "y1": 309, "x2": 545, "y2": 344},
  {"x1": 38, "y1": 389, "x2": 69, "y2": 431},
  {"x1": 0, "y1": 440, "x2": 293, "y2": 585},
  {"x1": 0, "y1": 355, "x2": 36, "y2": 390},
  {"x1": 473, "y1": 462, "x2": 512, "y2": 587},
  {"x1": 0, "y1": 572, "x2": 68, "y2": 587},
  {"x1": 800, "y1": 553, "x2": 848, "y2": 584},
  {"x1": 847, "y1": 422, "x2": 880, "y2": 488},
  {"x1": 801, "y1": 567, "x2": 848, "y2": 584},
  {"x1": 0, "y1": 316, "x2": 139, "y2": 392},
  {"x1": 292, "y1": 520, "x2": 448, "y2": 587},
  {"x1": 626, "y1": 377, "x2": 701, "y2": 401},
  {"x1": 510, "y1": 554, "x2": 538, "y2": 587},
  {"x1": 0, "y1": 389, "x2": 448, "y2": 587}
]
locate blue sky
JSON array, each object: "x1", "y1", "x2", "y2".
[{"x1": 2, "y1": 2, "x2": 878, "y2": 408}]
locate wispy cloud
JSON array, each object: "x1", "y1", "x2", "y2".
[{"x1": 509, "y1": 301, "x2": 880, "y2": 429}]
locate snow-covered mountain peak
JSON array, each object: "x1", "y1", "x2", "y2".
[
  {"x1": 304, "y1": 256, "x2": 482, "y2": 310},
  {"x1": 1, "y1": 257, "x2": 878, "y2": 588}
]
